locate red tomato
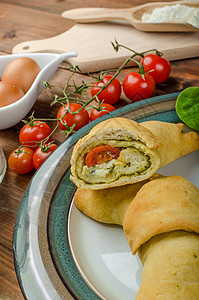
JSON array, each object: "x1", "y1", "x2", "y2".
[
  {"x1": 33, "y1": 144, "x2": 58, "y2": 170},
  {"x1": 90, "y1": 103, "x2": 116, "y2": 122},
  {"x1": 8, "y1": 147, "x2": 34, "y2": 174},
  {"x1": 19, "y1": 121, "x2": 52, "y2": 151},
  {"x1": 57, "y1": 103, "x2": 89, "y2": 131},
  {"x1": 85, "y1": 145, "x2": 120, "y2": 167},
  {"x1": 123, "y1": 72, "x2": 155, "y2": 102},
  {"x1": 141, "y1": 54, "x2": 171, "y2": 84},
  {"x1": 91, "y1": 75, "x2": 121, "y2": 104}
]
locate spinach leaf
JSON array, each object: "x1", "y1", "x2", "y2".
[{"x1": 176, "y1": 87, "x2": 199, "y2": 130}]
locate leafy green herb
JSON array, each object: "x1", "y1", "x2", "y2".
[{"x1": 176, "y1": 87, "x2": 199, "y2": 130}]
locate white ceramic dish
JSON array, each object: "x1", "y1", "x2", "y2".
[{"x1": 0, "y1": 52, "x2": 77, "y2": 130}]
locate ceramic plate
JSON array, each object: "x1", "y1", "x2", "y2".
[{"x1": 13, "y1": 93, "x2": 199, "y2": 300}]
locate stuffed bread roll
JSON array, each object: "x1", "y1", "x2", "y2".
[
  {"x1": 142, "y1": 120, "x2": 199, "y2": 168},
  {"x1": 136, "y1": 231, "x2": 199, "y2": 299},
  {"x1": 123, "y1": 176, "x2": 199, "y2": 299},
  {"x1": 70, "y1": 118, "x2": 199, "y2": 190},
  {"x1": 74, "y1": 179, "x2": 150, "y2": 226},
  {"x1": 124, "y1": 175, "x2": 199, "y2": 254}
]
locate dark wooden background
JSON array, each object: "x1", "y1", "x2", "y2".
[{"x1": 0, "y1": 0, "x2": 199, "y2": 299}]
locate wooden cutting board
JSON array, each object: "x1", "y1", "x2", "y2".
[{"x1": 12, "y1": 21, "x2": 199, "y2": 72}]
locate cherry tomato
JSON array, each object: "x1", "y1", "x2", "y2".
[
  {"x1": 141, "y1": 54, "x2": 171, "y2": 84},
  {"x1": 123, "y1": 72, "x2": 155, "y2": 102},
  {"x1": 33, "y1": 144, "x2": 58, "y2": 170},
  {"x1": 8, "y1": 147, "x2": 34, "y2": 174},
  {"x1": 91, "y1": 75, "x2": 121, "y2": 104},
  {"x1": 85, "y1": 145, "x2": 120, "y2": 167},
  {"x1": 90, "y1": 103, "x2": 116, "y2": 122},
  {"x1": 57, "y1": 103, "x2": 89, "y2": 131},
  {"x1": 19, "y1": 121, "x2": 52, "y2": 151}
]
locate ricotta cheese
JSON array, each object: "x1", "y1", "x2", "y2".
[
  {"x1": 81, "y1": 147, "x2": 151, "y2": 184},
  {"x1": 142, "y1": 4, "x2": 199, "y2": 28}
]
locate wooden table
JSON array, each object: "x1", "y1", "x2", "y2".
[{"x1": 0, "y1": 0, "x2": 199, "y2": 299}]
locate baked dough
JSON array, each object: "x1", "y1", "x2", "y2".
[
  {"x1": 123, "y1": 175, "x2": 199, "y2": 254},
  {"x1": 142, "y1": 121, "x2": 199, "y2": 168},
  {"x1": 136, "y1": 231, "x2": 199, "y2": 299},
  {"x1": 123, "y1": 176, "x2": 199, "y2": 299},
  {"x1": 70, "y1": 118, "x2": 199, "y2": 190},
  {"x1": 74, "y1": 179, "x2": 149, "y2": 225}
]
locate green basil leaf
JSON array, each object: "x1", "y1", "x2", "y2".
[{"x1": 176, "y1": 87, "x2": 199, "y2": 130}]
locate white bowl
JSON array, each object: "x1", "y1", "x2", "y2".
[{"x1": 0, "y1": 52, "x2": 77, "y2": 130}]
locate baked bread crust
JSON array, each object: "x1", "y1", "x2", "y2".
[
  {"x1": 74, "y1": 179, "x2": 149, "y2": 226},
  {"x1": 123, "y1": 175, "x2": 199, "y2": 254},
  {"x1": 136, "y1": 231, "x2": 199, "y2": 299},
  {"x1": 123, "y1": 176, "x2": 199, "y2": 299}
]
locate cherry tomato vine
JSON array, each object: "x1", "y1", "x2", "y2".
[{"x1": 8, "y1": 40, "x2": 171, "y2": 174}]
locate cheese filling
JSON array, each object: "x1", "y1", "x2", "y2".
[{"x1": 80, "y1": 147, "x2": 151, "y2": 184}]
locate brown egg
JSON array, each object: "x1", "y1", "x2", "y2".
[
  {"x1": 0, "y1": 81, "x2": 24, "y2": 108},
  {"x1": 2, "y1": 57, "x2": 40, "y2": 93}
]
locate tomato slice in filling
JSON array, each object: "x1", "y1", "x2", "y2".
[{"x1": 85, "y1": 145, "x2": 120, "y2": 168}]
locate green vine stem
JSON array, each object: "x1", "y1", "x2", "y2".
[{"x1": 21, "y1": 40, "x2": 161, "y2": 148}]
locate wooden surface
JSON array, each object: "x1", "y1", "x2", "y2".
[
  {"x1": 0, "y1": 0, "x2": 199, "y2": 299},
  {"x1": 12, "y1": 22, "x2": 199, "y2": 73},
  {"x1": 11, "y1": 3, "x2": 199, "y2": 72}
]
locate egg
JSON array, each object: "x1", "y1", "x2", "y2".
[
  {"x1": 2, "y1": 57, "x2": 40, "y2": 93},
  {"x1": 0, "y1": 81, "x2": 24, "y2": 108}
]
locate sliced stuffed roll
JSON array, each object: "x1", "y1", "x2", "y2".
[{"x1": 70, "y1": 118, "x2": 199, "y2": 190}]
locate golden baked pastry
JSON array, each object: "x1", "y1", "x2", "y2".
[
  {"x1": 142, "y1": 121, "x2": 199, "y2": 168},
  {"x1": 136, "y1": 231, "x2": 199, "y2": 299},
  {"x1": 74, "y1": 179, "x2": 149, "y2": 226},
  {"x1": 70, "y1": 118, "x2": 199, "y2": 190},
  {"x1": 123, "y1": 175, "x2": 199, "y2": 299}
]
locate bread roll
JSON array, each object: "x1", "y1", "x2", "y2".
[
  {"x1": 74, "y1": 179, "x2": 149, "y2": 225},
  {"x1": 136, "y1": 231, "x2": 199, "y2": 299},
  {"x1": 70, "y1": 118, "x2": 199, "y2": 190},
  {"x1": 123, "y1": 176, "x2": 199, "y2": 299}
]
